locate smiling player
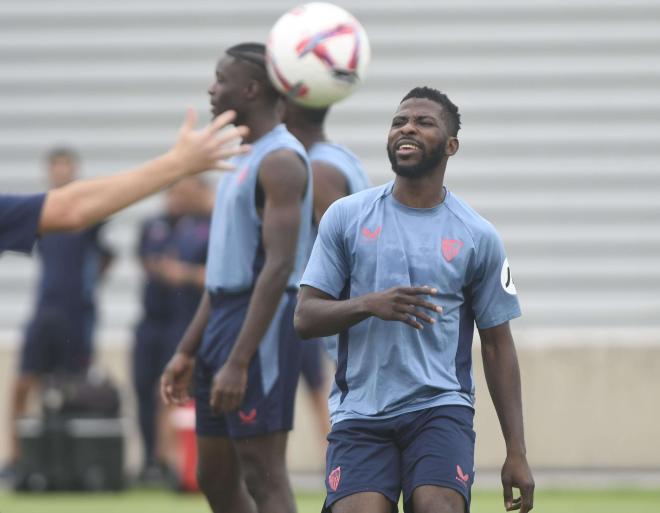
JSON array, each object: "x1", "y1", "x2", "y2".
[{"x1": 295, "y1": 87, "x2": 535, "y2": 513}]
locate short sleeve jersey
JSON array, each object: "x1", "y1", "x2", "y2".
[
  {"x1": 300, "y1": 182, "x2": 521, "y2": 424},
  {"x1": 0, "y1": 194, "x2": 45, "y2": 254}
]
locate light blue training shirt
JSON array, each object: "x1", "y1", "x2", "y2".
[
  {"x1": 300, "y1": 181, "x2": 521, "y2": 425},
  {"x1": 205, "y1": 124, "x2": 313, "y2": 293}
]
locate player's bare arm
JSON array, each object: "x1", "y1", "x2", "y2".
[
  {"x1": 480, "y1": 321, "x2": 535, "y2": 513},
  {"x1": 160, "y1": 291, "x2": 211, "y2": 405},
  {"x1": 312, "y1": 160, "x2": 349, "y2": 224},
  {"x1": 39, "y1": 110, "x2": 249, "y2": 234},
  {"x1": 209, "y1": 149, "x2": 308, "y2": 414},
  {"x1": 295, "y1": 284, "x2": 443, "y2": 339}
]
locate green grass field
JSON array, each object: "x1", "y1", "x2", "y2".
[{"x1": 0, "y1": 489, "x2": 659, "y2": 513}]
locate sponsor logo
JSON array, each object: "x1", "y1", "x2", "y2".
[
  {"x1": 328, "y1": 466, "x2": 341, "y2": 492},
  {"x1": 361, "y1": 226, "x2": 381, "y2": 240},
  {"x1": 456, "y1": 464, "x2": 470, "y2": 487},
  {"x1": 238, "y1": 408, "x2": 257, "y2": 425},
  {"x1": 442, "y1": 239, "x2": 464, "y2": 262},
  {"x1": 500, "y1": 258, "x2": 517, "y2": 295}
]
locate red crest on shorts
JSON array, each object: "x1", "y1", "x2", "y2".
[
  {"x1": 328, "y1": 466, "x2": 341, "y2": 492},
  {"x1": 442, "y1": 239, "x2": 464, "y2": 262},
  {"x1": 238, "y1": 408, "x2": 257, "y2": 424}
]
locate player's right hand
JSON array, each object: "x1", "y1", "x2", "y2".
[
  {"x1": 363, "y1": 286, "x2": 442, "y2": 330},
  {"x1": 160, "y1": 351, "x2": 195, "y2": 405},
  {"x1": 171, "y1": 108, "x2": 251, "y2": 175}
]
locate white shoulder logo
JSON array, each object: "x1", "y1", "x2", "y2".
[{"x1": 500, "y1": 258, "x2": 517, "y2": 295}]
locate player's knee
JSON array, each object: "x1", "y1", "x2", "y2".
[
  {"x1": 241, "y1": 452, "x2": 286, "y2": 504},
  {"x1": 413, "y1": 487, "x2": 465, "y2": 513},
  {"x1": 197, "y1": 460, "x2": 234, "y2": 499}
]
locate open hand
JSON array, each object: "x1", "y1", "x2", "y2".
[{"x1": 363, "y1": 286, "x2": 442, "y2": 329}]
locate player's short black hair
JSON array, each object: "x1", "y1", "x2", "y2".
[
  {"x1": 400, "y1": 87, "x2": 461, "y2": 136},
  {"x1": 226, "y1": 42, "x2": 280, "y2": 100},
  {"x1": 45, "y1": 146, "x2": 79, "y2": 164}
]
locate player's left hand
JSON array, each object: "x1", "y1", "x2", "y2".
[
  {"x1": 210, "y1": 360, "x2": 248, "y2": 414},
  {"x1": 501, "y1": 452, "x2": 534, "y2": 512},
  {"x1": 158, "y1": 256, "x2": 190, "y2": 286}
]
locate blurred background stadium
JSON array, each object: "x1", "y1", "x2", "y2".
[{"x1": 1, "y1": 0, "x2": 659, "y2": 509}]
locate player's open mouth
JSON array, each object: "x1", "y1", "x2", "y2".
[{"x1": 395, "y1": 140, "x2": 422, "y2": 157}]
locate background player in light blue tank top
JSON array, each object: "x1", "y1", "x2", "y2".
[
  {"x1": 160, "y1": 43, "x2": 312, "y2": 513},
  {"x1": 296, "y1": 88, "x2": 535, "y2": 513},
  {"x1": 283, "y1": 100, "x2": 372, "y2": 454}
]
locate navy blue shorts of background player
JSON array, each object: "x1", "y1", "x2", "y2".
[
  {"x1": 322, "y1": 405, "x2": 475, "y2": 513},
  {"x1": 301, "y1": 338, "x2": 326, "y2": 391},
  {"x1": 195, "y1": 289, "x2": 302, "y2": 438},
  {"x1": 21, "y1": 307, "x2": 93, "y2": 374}
]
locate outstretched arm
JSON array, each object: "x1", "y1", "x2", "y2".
[
  {"x1": 39, "y1": 110, "x2": 249, "y2": 234},
  {"x1": 480, "y1": 322, "x2": 535, "y2": 513}
]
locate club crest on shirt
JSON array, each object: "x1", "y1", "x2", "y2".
[
  {"x1": 500, "y1": 258, "x2": 517, "y2": 295},
  {"x1": 236, "y1": 165, "x2": 249, "y2": 185},
  {"x1": 328, "y1": 466, "x2": 341, "y2": 492},
  {"x1": 442, "y1": 239, "x2": 464, "y2": 262}
]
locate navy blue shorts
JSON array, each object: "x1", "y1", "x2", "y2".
[
  {"x1": 21, "y1": 307, "x2": 93, "y2": 374},
  {"x1": 301, "y1": 338, "x2": 326, "y2": 391},
  {"x1": 195, "y1": 290, "x2": 302, "y2": 438},
  {"x1": 323, "y1": 405, "x2": 475, "y2": 513}
]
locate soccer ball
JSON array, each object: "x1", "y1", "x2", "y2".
[{"x1": 266, "y1": 2, "x2": 371, "y2": 108}]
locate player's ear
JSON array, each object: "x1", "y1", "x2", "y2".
[
  {"x1": 445, "y1": 137, "x2": 459, "y2": 157},
  {"x1": 245, "y1": 79, "x2": 261, "y2": 101}
]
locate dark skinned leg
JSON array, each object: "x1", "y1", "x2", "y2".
[
  {"x1": 197, "y1": 436, "x2": 256, "y2": 513},
  {"x1": 236, "y1": 431, "x2": 296, "y2": 513},
  {"x1": 410, "y1": 485, "x2": 466, "y2": 513},
  {"x1": 331, "y1": 491, "x2": 394, "y2": 513}
]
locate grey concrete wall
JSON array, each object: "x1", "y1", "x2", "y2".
[{"x1": 2, "y1": 331, "x2": 658, "y2": 473}]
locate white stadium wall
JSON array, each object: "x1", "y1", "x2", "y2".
[{"x1": 1, "y1": 0, "x2": 659, "y2": 471}]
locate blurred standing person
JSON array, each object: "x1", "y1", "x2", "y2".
[
  {"x1": 133, "y1": 177, "x2": 212, "y2": 482},
  {"x1": 283, "y1": 101, "x2": 371, "y2": 450},
  {"x1": 161, "y1": 43, "x2": 312, "y2": 513},
  {"x1": 4, "y1": 148, "x2": 115, "y2": 476}
]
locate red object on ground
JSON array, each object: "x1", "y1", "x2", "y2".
[{"x1": 172, "y1": 401, "x2": 198, "y2": 492}]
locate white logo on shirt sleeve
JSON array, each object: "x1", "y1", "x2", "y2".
[{"x1": 500, "y1": 258, "x2": 517, "y2": 295}]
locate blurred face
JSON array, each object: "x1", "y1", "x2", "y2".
[
  {"x1": 166, "y1": 177, "x2": 204, "y2": 217},
  {"x1": 208, "y1": 56, "x2": 251, "y2": 123},
  {"x1": 386, "y1": 98, "x2": 455, "y2": 178},
  {"x1": 48, "y1": 155, "x2": 78, "y2": 188}
]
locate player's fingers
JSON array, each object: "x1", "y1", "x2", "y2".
[
  {"x1": 180, "y1": 107, "x2": 198, "y2": 133},
  {"x1": 520, "y1": 483, "x2": 535, "y2": 513},
  {"x1": 405, "y1": 296, "x2": 443, "y2": 314},
  {"x1": 394, "y1": 313, "x2": 423, "y2": 330},
  {"x1": 160, "y1": 379, "x2": 172, "y2": 405},
  {"x1": 394, "y1": 304, "x2": 435, "y2": 324},
  {"x1": 209, "y1": 109, "x2": 237, "y2": 133},
  {"x1": 401, "y1": 286, "x2": 438, "y2": 296},
  {"x1": 503, "y1": 479, "x2": 514, "y2": 511},
  {"x1": 214, "y1": 142, "x2": 251, "y2": 161}
]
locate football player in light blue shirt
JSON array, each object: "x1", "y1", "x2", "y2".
[{"x1": 296, "y1": 87, "x2": 535, "y2": 513}]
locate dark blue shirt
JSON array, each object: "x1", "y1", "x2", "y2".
[
  {"x1": 0, "y1": 194, "x2": 46, "y2": 254},
  {"x1": 34, "y1": 224, "x2": 111, "y2": 315},
  {"x1": 138, "y1": 216, "x2": 176, "y2": 321}
]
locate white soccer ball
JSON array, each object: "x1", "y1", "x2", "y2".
[{"x1": 266, "y1": 2, "x2": 371, "y2": 108}]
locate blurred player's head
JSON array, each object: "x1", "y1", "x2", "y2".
[
  {"x1": 387, "y1": 87, "x2": 460, "y2": 179},
  {"x1": 45, "y1": 146, "x2": 79, "y2": 189},
  {"x1": 209, "y1": 42, "x2": 281, "y2": 126},
  {"x1": 166, "y1": 176, "x2": 209, "y2": 218},
  {"x1": 281, "y1": 98, "x2": 329, "y2": 149}
]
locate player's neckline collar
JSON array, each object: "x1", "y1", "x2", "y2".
[{"x1": 383, "y1": 181, "x2": 449, "y2": 214}]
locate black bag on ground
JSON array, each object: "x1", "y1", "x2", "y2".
[{"x1": 15, "y1": 370, "x2": 125, "y2": 492}]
